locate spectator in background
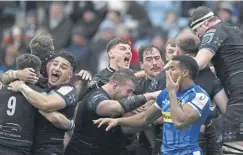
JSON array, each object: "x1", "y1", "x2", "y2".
[
  {"x1": 24, "y1": 10, "x2": 38, "y2": 53},
  {"x1": 10, "y1": 26, "x2": 28, "y2": 54},
  {"x1": 88, "y1": 20, "x2": 116, "y2": 74},
  {"x1": 44, "y1": 2, "x2": 73, "y2": 50},
  {"x1": 161, "y1": 10, "x2": 180, "y2": 39},
  {"x1": 0, "y1": 45, "x2": 18, "y2": 75},
  {"x1": 64, "y1": 26, "x2": 89, "y2": 72},
  {"x1": 150, "y1": 30, "x2": 167, "y2": 61},
  {"x1": 217, "y1": 2, "x2": 235, "y2": 25},
  {"x1": 24, "y1": 10, "x2": 38, "y2": 39},
  {"x1": 74, "y1": 7, "x2": 101, "y2": 40}
]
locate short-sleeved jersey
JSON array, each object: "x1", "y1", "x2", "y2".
[
  {"x1": 147, "y1": 71, "x2": 166, "y2": 93},
  {"x1": 148, "y1": 67, "x2": 223, "y2": 140},
  {"x1": 199, "y1": 22, "x2": 243, "y2": 104},
  {"x1": 89, "y1": 66, "x2": 116, "y2": 87},
  {"x1": 155, "y1": 84, "x2": 210, "y2": 155},
  {"x1": 0, "y1": 85, "x2": 41, "y2": 154},
  {"x1": 32, "y1": 84, "x2": 78, "y2": 152},
  {"x1": 66, "y1": 87, "x2": 129, "y2": 155},
  {"x1": 134, "y1": 77, "x2": 152, "y2": 95}
]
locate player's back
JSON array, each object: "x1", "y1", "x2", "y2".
[
  {"x1": 160, "y1": 84, "x2": 210, "y2": 155},
  {"x1": 0, "y1": 85, "x2": 39, "y2": 154}
]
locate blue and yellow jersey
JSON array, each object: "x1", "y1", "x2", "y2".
[{"x1": 155, "y1": 84, "x2": 210, "y2": 155}]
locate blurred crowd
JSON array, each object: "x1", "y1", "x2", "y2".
[{"x1": 0, "y1": 1, "x2": 241, "y2": 76}]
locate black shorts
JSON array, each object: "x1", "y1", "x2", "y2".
[
  {"x1": 199, "y1": 119, "x2": 223, "y2": 155},
  {"x1": 32, "y1": 144, "x2": 64, "y2": 155},
  {"x1": 221, "y1": 104, "x2": 243, "y2": 142},
  {"x1": 65, "y1": 139, "x2": 130, "y2": 155},
  {"x1": 0, "y1": 145, "x2": 29, "y2": 155}
]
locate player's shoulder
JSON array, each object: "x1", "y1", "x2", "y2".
[{"x1": 55, "y1": 83, "x2": 76, "y2": 96}]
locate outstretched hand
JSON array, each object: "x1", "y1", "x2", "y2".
[{"x1": 93, "y1": 118, "x2": 118, "y2": 131}]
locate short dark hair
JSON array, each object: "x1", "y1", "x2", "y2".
[
  {"x1": 165, "y1": 38, "x2": 176, "y2": 49},
  {"x1": 176, "y1": 33, "x2": 200, "y2": 55},
  {"x1": 138, "y1": 45, "x2": 162, "y2": 63},
  {"x1": 29, "y1": 34, "x2": 54, "y2": 58},
  {"x1": 189, "y1": 6, "x2": 218, "y2": 28},
  {"x1": 106, "y1": 37, "x2": 131, "y2": 52},
  {"x1": 16, "y1": 53, "x2": 41, "y2": 71},
  {"x1": 172, "y1": 55, "x2": 199, "y2": 80},
  {"x1": 110, "y1": 68, "x2": 136, "y2": 85},
  {"x1": 55, "y1": 52, "x2": 77, "y2": 72}
]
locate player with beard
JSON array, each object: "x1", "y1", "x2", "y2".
[
  {"x1": 189, "y1": 6, "x2": 243, "y2": 150},
  {"x1": 0, "y1": 54, "x2": 42, "y2": 155},
  {"x1": 133, "y1": 45, "x2": 164, "y2": 155},
  {"x1": 8, "y1": 52, "x2": 78, "y2": 155},
  {"x1": 146, "y1": 39, "x2": 177, "y2": 155},
  {"x1": 65, "y1": 68, "x2": 158, "y2": 155},
  {"x1": 94, "y1": 55, "x2": 211, "y2": 155},
  {"x1": 89, "y1": 37, "x2": 152, "y2": 154}
]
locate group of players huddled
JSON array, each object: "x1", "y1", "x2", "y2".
[{"x1": 0, "y1": 6, "x2": 242, "y2": 155}]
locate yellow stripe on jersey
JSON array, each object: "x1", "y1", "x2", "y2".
[{"x1": 162, "y1": 112, "x2": 172, "y2": 123}]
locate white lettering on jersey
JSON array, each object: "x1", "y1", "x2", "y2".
[
  {"x1": 191, "y1": 93, "x2": 209, "y2": 110},
  {"x1": 57, "y1": 86, "x2": 73, "y2": 96}
]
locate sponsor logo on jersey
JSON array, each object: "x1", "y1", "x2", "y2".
[
  {"x1": 57, "y1": 86, "x2": 73, "y2": 96},
  {"x1": 191, "y1": 93, "x2": 209, "y2": 110}
]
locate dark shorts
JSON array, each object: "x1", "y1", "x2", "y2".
[
  {"x1": 199, "y1": 119, "x2": 223, "y2": 155},
  {"x1": 221, "y1": 104, "x2": 243, "y2": 142},
  {"x1": 152, "y1": 139, "x2": 162, "y2": 155},
  {"x1": 32, "y1": 144, "x2": 64, "y2": 155},
  {"x1": 136, "y1": 132, "x2": 153, "y2": 155},
  {"x1": 0, "y1": 145, "x2": 29, "y2": 155},
  {"x1": 64, "y1": 138, "x2": 132, "y2": 155}
]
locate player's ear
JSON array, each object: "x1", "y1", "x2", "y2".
[
  {"x1": 68, "y1": 70, "x2": 73, "y2": 80},
  {"x1": 108, "y1": 50, "x2": 114, "y2": 59},
  {"x1": 182, "y1": 70, "x2": 189, "y2": 78},
  {"x1": 111, "y1": 80, "x2": 119, "y2": 92},
  {"x1": 140, "y1": 62, "x2": 144, "y2": 70}
]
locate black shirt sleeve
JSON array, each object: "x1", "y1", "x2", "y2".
[
  {"x1": 199, "y1": 27, "x2": 228, "y2": 54},
  {"x1": 50, "y1": 85, "x2": 78, "y2": 107},
  {"x1": 87, "y1": 91, "x2": 109, "y2": 112}
]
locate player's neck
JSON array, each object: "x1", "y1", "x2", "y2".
[
  {"x1": 102, "y1": 84, "x2": 114, "y2": 99},
  {"x1": 179, "y1": 79, "x2": 194, "y2": 92},
  {"x1": 109, "y1": 61, "x2": 119, "y2": 71}
]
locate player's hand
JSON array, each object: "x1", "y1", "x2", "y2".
[
  {"x1": 166, "y1": 70, "x2": 181, "y2": 93},
  {"x1": 8, "y1": 80, "x2": 25, "y2": 92},
  {"x1": 17, "y1": 68, "x2": 39, "y2": 84},
  {"x1": 75, "y1": 70, "x2": 92, "y2": 81},
  {"x1": 93, "y1": 118, "x2": 118, "y2": 131}
]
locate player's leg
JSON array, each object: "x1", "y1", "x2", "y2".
[
  {"x1": 204, "y1": 120, "x2": 223, "y2": 155},
  {"x1": 221, "y1": 103, "x2": 243, "y2": 153}
]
